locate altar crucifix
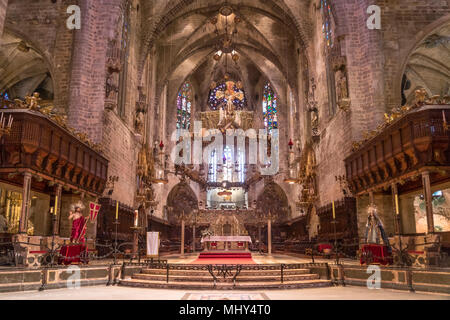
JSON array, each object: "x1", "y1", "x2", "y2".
[{"x1": 216, "y1": 81, "x2": 245, "y2": 132}]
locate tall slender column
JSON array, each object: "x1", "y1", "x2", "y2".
[
  {"x1": 369, "y1": 191, "x2": 374, "y2": 205},
  {"x1": 267, "y1": 216, "x2": 272, "y2": 256},
  {"x1": 53, "y1": 184, "x2": 62, "y2": 235},
  {"x1": 422, "y1": 171, "x2": 434, "y2": 233},
  {"x1": 19, "y1": 172, "x2": 32, "y2": 234},
  {"x1": 192, "y1": 224, "x2": 196, "y2": 253},
  {"x1": 180, "y1": 219, "x2": 185, "y2": 256}
]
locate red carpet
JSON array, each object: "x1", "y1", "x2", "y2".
[
  {"x1": 191, "y1": 251, "x2": 255, "y2": 264},
  {"x1": 191, "y1": 258, "x2": 255, "y2": 264}
]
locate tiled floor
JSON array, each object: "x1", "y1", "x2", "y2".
[{"x1": 0, "y1": 285, "x2": 448, "y2": 300}]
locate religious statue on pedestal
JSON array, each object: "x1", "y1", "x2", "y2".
[
  {"x1": 364, "y1": 204, "x2": 391, "y2": 249},
  {"x1": 69, "y1": 205, "x2": 87, "y2": 244}
]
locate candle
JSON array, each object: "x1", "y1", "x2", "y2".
[
  {"x1": 443, "y1": 110, "x2": 447, "y2": 123},
  {"x1": 115, "y1": 201, "x2": 119, "y2": 220},
  {"x1": 395, "y1": 194, "x2": 400, "y2": 215},
  {"x1": 134, "y1": 210, "x2": 139, "y2": 227},
  {"x1": 50, "y1": 207, "x2": 54, "y2": 214},
  {"x1": 54, "y1": 196, "x2": 58, "y2": 215},
  {"x1": 332, "y1": 201, "x2": 336, "y2": 220}
]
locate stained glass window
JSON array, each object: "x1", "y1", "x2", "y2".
[
  {"x1": 0, "y1": 92, "x2": 9, "y2": 100},
  {"x1": 223, "y1": 146, "x2": 233, "y2": 182},
  {"x1": 208, "y1": 149, "x2": 217, "y2": 182},
  {"x1": 208, "y1": 81, "x2": 247, "y2": 110},
  {"x1": 263, "y1": 82, "x2": 278, "y2": 132},
  {"x1": 177, "y1": 82, "x2": 192, "y2": 130},
  {"x1": 321, "y1": 0, "x2": 333, "y2": 48}
]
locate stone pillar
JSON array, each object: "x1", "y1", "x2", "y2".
[
  {"x1": 0, "y1": 0, "x2": 7, "y2": 37},
  {"x1": 369, "y1": 191, "x2": 374, "y2": 205},
  {"x1": 258, "y1": 224, "x2": 262, "y2": 250},
  {"x1": 180, "y1": 219, "x2": 185, "y2": 256},
  {"x1": 192, "y1": 224, "x2": 196, "y2": 253},
  {"x1": 18, "y1": 172, "x2": 32, "y2": 234},
  {"x1": 53, "y1": 184, "x2": 63, "y2": 235},
  {"x1": 267, "y1": 218, "x2": 272, "y2": 255},
  {"x1": 422, "y1": 171, "x2": 434, "y2": 233}
]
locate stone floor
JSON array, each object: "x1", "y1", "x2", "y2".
[{"x1": 0, "y1": 285, "x2": 448, "y2": 300}]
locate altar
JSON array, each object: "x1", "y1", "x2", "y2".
[{"x1": 201, "y1": 236, "x2": 252, "y2": 251}]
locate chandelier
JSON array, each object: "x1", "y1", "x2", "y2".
[{"x1": 210, "y1": 4, "x2": 241, "y2": 63}]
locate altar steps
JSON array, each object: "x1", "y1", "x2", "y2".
[
  {"x1": 120, "y1": 267, "x2": 332, "y2": 290},
  {"x1": 132, "y1": 273, "x2": 320, "y2": 283},
  {"x1": 140, "y1": 268, "x2": 311, "y2": 277},
  {"x1": 119, "y1": 278, "x2": 332, "y2": 290},
  {"x1": 198, "y1": 252, "x2": 252, "y2": 259}
]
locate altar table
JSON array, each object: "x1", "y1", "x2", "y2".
[{"x1": 201, "y1": 236, "x2": 252, "y2": 251}]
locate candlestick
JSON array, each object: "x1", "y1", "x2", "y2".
[
  {"x1": 115, "y1": 201, "x2": 119, "y2": 220},
  {"x1": 54, "y1": 196, "x2": 58, "y2": 216},
  {"x1": 395, "y1": 194, "x2": 399, "y2": 215},
  {"x1": 134, "y1": 210, "x2": 139, "y2": 227},
  {"x1": 332, "y1": 201, "x2": 336, "y2": 220}
]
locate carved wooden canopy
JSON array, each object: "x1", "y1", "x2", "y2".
[
  {"x1": 345, "y1": 105, "x2": 450, "y2": 195},
  {"x1": 0, "y1": 110, "x2": 108, "y2": 196}
]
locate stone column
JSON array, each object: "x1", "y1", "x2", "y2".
[
  {"x1": 258, "y1": 224, "x2": 262, "y2": 250},
  {"x1": 53, "y1": 184, "x2": 63, "y2": 235},
  {"x1": 180, "y1": 219, "x2": 185, "y2": 257},
  {"x1": 369, "y1": 191, "x2": 374, "y2": 205},
  {"x1": 422, "y1": 171, "x2": 434, "y2": 233},
  {"x1": 19, "y1": 172, "x2": 32, "y2": 234},
  {"x1": 267, "y1": 218, "x2": 272, "y2": 256},
  {"x1": 0, "y1": 0, "x2": 8, "y2": 37},
  {"x1": 192, "y1": 224, "x2": 196, "y2": 253}
]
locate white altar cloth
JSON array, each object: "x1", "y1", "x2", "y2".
[{"x1": 201, "y1": 236, "x2": 252, "y2": 243}]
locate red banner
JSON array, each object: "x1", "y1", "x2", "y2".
[{"x1": 89, "y1": 202, "x2": 101, "y2": 222}]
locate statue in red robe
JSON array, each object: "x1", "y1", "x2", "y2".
[{"x1": 69, "y1": 207, "x2": 86, "y2": 244}]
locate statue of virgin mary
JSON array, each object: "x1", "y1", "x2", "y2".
[{"x1": 364, "y1": 204, "x2": 391, "y2": 251}]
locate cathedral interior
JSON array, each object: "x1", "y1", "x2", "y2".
[{"x1": 0, "y1": 0, "x2": 450, "y2": 299}]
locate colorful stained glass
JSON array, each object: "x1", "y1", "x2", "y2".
[
  {"x1": 0, "y1": 92, "x2": 9, "y2": 100},
  {"x1": 321, "y1": 0, "x2": 333, "y2": 48},
  {"x1": 177, "y1": 82, "x2": 192, "y2": 130},
  {"x1": 263, "y1": 83, "x2": 278, "y2": 133},
  {"x1": 208, "y1": 82, "x2": 247, "y2": 110}
]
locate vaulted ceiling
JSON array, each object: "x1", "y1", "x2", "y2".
[
  {"x1": 142, "y1": 0, "x2": 312, "y2": 110},
  {"x1": 403, "y1": 22, "x2": 450, "y2": 104},
  {"x1": 0, "y1": 31, "x2": 53, "y2": 101}
]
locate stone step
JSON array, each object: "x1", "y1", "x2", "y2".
[
  {"x1": 132, "y1": 273, "x2": 320, "y2": 283},
  {"x1": 140, "y1": 268, "x2": 311, "y2": 277},
  {"x1": 120, "y1": 278, "x2": 332, "y2": 290}
]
